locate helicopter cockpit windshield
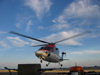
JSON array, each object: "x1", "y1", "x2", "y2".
[{"x1": 39, "y1": 46, "x2": 53, "y2": 52}]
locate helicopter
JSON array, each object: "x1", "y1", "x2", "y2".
[{"x1": 10, "y1": 31, "x2": 90, "y2": 67}]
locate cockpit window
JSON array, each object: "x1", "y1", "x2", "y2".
[
  {"x1": 44, "y1": 47, "x2": 51, "y2": 51},
  {"x1": 39, "y1": 47, "x2": 44, "y2": 50},
  {"x1": 39, "y1": 46, "x2": 52, "y2": 51}
]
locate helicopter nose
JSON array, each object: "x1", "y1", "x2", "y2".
[
  {"x1": 35, "y1": 50, "x2": 48, "y2": 59},
  {"x1": 35, "y1": 50, "x2": 43, "y2": 55}
]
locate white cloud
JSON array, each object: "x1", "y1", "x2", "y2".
[
  {"x1": 0, "y1": 31, "x2": 7, "y2": 34},
  {"x1": 16, "y1": 15, "x2": 33, "y2": 32},
  {"x1": 86, "y1": 50, "x2": 100, "y2": 54},
  {"x1": 27, "y1": 39, "x2": 39, "y2": 46},
  {"x1": 26, "y1": 20, "x2": 33, "y2": 31},
  {"x1": 16, "y1": 15, "x2": 31, "y2": 28},
  {"x1": 43, "y1": 31, "x2": 82, "y2": 45},
  {"x1": 16, "y1": 16, "x2": 27, "y2": 28},
  {"x1": 65, "y1": 0, "x2": 100, "y2": 18},
  {"x1": 70, "y1": 50, "x2": 100, "y2": 55},
  {"x1": 97, "y1": 25, "x2": 100, "y2": 28},
  {"x1": 25, "y1": 0, "x2": 52, "y2": 18},
  {"x1": 52, "y1": 0, "x2": 100, "y2": 30},
  {"x1": 70, "y1": 51, "x2": 83, "y2": 55},
  {"x1": 7, "y1": 37, "x2": 29, "y2": 47},
  {"x1": 52, "y1": 23, "x2": 69, "y2": 30},
  {"x1": 0, "y1": 41, "x2": 10, "y2": 48},
  {"x1": 52, "y1": 16, "x2": 69, "y2": 30},
  {"x1": 52, "y1": 14, "x2": 66, "y2": 30}
]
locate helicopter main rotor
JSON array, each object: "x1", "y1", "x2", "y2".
[
  {"x1": 10, "y1": 31, "x2": 49, "y2": 44},
  {"x1": 10, "y1": 31, "x2": 90, "y2": 47}
]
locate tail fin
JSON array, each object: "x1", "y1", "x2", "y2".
[
  {"x1": 61, "y1": 52, "x2": 66, "y2": 59},
  {"x1": 60, "y1": 52, "x2": 69, "y2": 61}
]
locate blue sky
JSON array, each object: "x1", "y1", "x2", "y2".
[{"x1": 0, "y1": 0, "x2": 100, "y2": 68}]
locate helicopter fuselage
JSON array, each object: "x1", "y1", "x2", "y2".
[
  {"x1": 35, "y1": 44, "x2": 63, "y2": 63},
  {"x1": 35, "y1": 50, "x2": 62, "y2": 63}
]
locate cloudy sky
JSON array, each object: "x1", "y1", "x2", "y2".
[{"x1": 0, "y1": 0, "x2": 100, "y2": 68}]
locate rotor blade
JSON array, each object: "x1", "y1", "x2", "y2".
[
  {"x1": 55, "y1": 31, "x2": 91, "y2": 44},
  {"x1": 10, "y1": 31, "x2": 49, "y2": 43},
  {"x1": 31, "y1": 44, "x2": 47, "y2": 47}
]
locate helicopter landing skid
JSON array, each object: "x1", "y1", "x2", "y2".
[
  {"x1": 46, "y1": 63, "x2": 50, "y2": 67},
  {"x1": 40, "y1": 59, "x2": 43, "y2": 63},
  {"x1": 59, "y1": 63, "x2": 63, "y2": 67},
  {"x1": 40, "y1": 60, "x2": 43, "y2": 63}
]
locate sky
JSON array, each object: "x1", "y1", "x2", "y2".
[{"x1": 0, "y1": 0, "x2": 100, "y2": 68}]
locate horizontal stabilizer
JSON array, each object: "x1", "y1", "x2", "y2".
[
  {"x1": 59, "y1": 59, "x2": 69, "y2": 61},
  {"x1": 63, "y1": 59, "x2": 69, "y2": 60}
]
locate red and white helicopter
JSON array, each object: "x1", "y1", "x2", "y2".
[{"x1": 10, "y1": 31, "x2": 90, "y2": 67}]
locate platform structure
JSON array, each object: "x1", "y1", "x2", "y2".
[
  {"x1": 18, "y1": 64, "x2": 41, "y2": 75},
  {"x1": 2, "y1": 64, "x2": 100, "y2": 75}
]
